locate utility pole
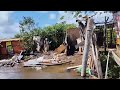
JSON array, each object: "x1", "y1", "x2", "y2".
[
  {"x1": 104, "y1": 16, "x2": 109, "y2": 55},
  {"x1": 81, "y1": 17, "x2": 94, "y2": 77}
]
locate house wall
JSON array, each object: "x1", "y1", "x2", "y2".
[
  {"x1": 66, "y1": 28, "x2": 81, "y2": 55},
  {"x1": 0, "y1": 40, "x2": 24, "y2": 59},
  {"x1": 12, "y1": 41, "x2": 23, "y2": 54}
]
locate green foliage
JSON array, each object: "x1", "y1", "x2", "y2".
[
  {"x1": 19, "y1": 17, "x2": 36, "y2": 52},
  {"x1": 15, "y1": 16, "x2": 77, "y2": 52},
  {"x1": 41, "y1": 23, "x2": 76, "y2": 49},
  {"x1": 60, "y1": 16, "x2": 64, "y2": 20},
  {"x1": 14, "y1": 33, "x2": 21, "y2": 38},
  {"x1": 19, "y1": 16, "x2": 35, "y2": 32},
  {"x1": 99, "y1": 51, "x2": 120, "y2": 79}
]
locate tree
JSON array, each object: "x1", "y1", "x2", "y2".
[
  {"x1": 16, "y1": 17, "x2": 77, "y2": 52},
  {"x1": 14, "y1": 33, "x2": 21, "y2": 38},
  {"x1": 41, "y1": 23, "x2": 77, "y2": 50},
  {"x1": 19, "y1": 16, "x2": 36, "y2": 52},
  {"x1": 19, "y1": 17, "x2": 35, "y2": 32}
]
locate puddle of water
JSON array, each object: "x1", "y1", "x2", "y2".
[{"x1": 0, "y1": 64, "x2": 81, "y2": 79}]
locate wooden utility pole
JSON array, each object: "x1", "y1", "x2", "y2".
[
  {"x1": 104, "y1": 16, "x2": 107, "y2": 55},
  {"x1": 104, "y1": 16, "x2": 109, "y2": 55},
  {"x1": 110, "y1": 24, "x2": 114, "y2": 48},
  {"x1": 81, "y1": 17, "x2": 94, "y2": 77}
]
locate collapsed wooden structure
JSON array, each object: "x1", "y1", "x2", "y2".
[
  {"x1": 78, "y1": 17, "x2": 103, "y2": 78},
  {"x1": 65, "y1": 17, "x2": 103, "y2": 79},
  {"x1": 66, "y1": 16, "x2": 115, "y2": 79},
  {"x1": 77, "y1": 12, "x2": 120, "y2": 79}
]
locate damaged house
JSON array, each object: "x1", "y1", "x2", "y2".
[
  {"x1": 65, "y1": 28, "x2": 81, "y2": 55},
  {"x1": 0, "y1": 38, "x2": 24, "y2": 59}
]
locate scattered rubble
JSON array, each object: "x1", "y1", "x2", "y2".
[
  {"x1": 23, "y1": 52, "x2": 71, "y2": 69},
  {"x1": 0, "y1": 51, "x2": 24, "y2": 67}
]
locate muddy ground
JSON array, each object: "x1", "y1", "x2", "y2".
[{"x1": 0, "y1": 52, "x2": 84, "y2": 79}]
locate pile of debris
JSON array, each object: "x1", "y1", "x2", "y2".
[
  {"x1": 23, "y1": 52, "x2": 71, "y2": 70},
  {"x1": 0, "y1": 51, "x2": 24, "y2": 67}
]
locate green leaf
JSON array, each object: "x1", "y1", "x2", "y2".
[{"x1": 60, "y1": 16, "x2": 64, "y2": 20}]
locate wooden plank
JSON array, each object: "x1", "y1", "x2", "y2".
[
  {"x1": 66, "y1": 65, "x2": 81, "y2": 70},
  {"x1": 39, "y1": 60, "x2": 71, "y2": 66},
  {"x1": 23, "y1": 64, "x2": 42, "y2": 67},
  {"x1": 91, "y1": 38, "x2": 100, "y2": 78},
  {"x1": 55, "y1": 44, "x2": 66, "y2": 54},
  {"x1": 105, "y1": 51, "x2": 110, "y2": 79},
  {"x1": 94, "y1": 34, "x2": 103, "y2": 79}
]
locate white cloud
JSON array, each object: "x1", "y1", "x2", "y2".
[
  {"x1": 57, "y1": 11, "x2": 78, "y2": 26},
  {"x1": 0, "y1": 11, "x2": 14, "y2": 25},
  {"x1": 36, "y1": 11, "x2": 49, "y2": 13},
  {"x1": 49, "y1": 13, "x2": 56, "y2": 20},
  {"x1": 0, "y1": 11, "x2": 20, "y2": 39},
  {"x1": 44, "y1": 24, "x2": 51, "y2": 27}
]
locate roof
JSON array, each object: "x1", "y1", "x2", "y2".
[
  {"x1": 95, "y1": 23, "x2": 114, "y2": 29},
  {"x1": 0, "y1": 38, "x2": 21, "y2": 42}
]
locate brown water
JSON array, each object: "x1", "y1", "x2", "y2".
[{"x1": 0, "y1": 63, "x2": 81, "y2": 79}]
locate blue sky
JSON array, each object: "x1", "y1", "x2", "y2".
[
  {"x1": 11, "y1": 11, "x2": 59, "y2": 27},
  {"x1": 0, "y1": 11, "x2": 113, "y2": 39}
]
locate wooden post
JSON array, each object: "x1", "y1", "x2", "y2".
[
  {"x1": 104, "y1": 16, "x2": 107, "y2": 55},
  {"x1": 81, "y1": 17, "x2": 94, "y2": 77},
  {"x1": 87, "y1": 36, "x2": 102, "y2": 79},
  {"x1": 107, "y1": 30, "x2": 108, "y2": 48},
  {"x1": 91, "y1": 38, "x2": 101, "y2": 78},
  {"x1": 110, "y1": 24, "x2": 114, "y2": 48},
  {"x1": 94, "y1": 34, "x2": 103, "y2": 79},
  {"x1": 77, "y1": 20, "x2": 85, "y2": 40},
  {"x1": 105, "y1": 51, "x2": 110, "y2": 79},
  {"x1": 104, "y1": 16, "x2": 109, "y2": 55},
  {"x1": 64, "y1": 30, "x2": 67, "y2": 54}
]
